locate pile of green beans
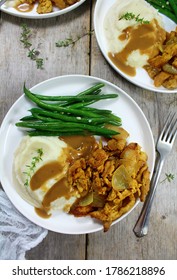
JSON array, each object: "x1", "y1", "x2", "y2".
[
  {"x1": 15, "y1": 83, "x2": 122, "y2": 138},
  {"x1": 146, "y1": 0, "x2": 177, "y2": 23}
]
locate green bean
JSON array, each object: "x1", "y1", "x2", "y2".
[
  {"x1": 31, "y1": 83, "x2": 104, "y2": 101},
  {"x1": 33, "y1": 89, "x2": 102, "y2": 104},
  {"x1": 146, "y1": 0, "x2": 177, "y2": 23},
  {"x1": 76, "y1": 83, "x2": 105, "y2": 96},
  {"x1": 146, "y1": 0, "x2": 173, "y2": 12},
  {"x1": 76, "y1": 106, "x2": 112, "y2": 114},
  {"x1": 67, "y1": 102, "x2": 116, "y2": 117},
  {"x1": 20, "y1": 115, "x2": 38, "y2": 121},
  {"x1": 80, "y1": 107, "x2": 121, "y2": 121},
  {"x1": 31, "y1": 113, "x2": 60, "y2": 123},
  {"x1": 40, "y1": 106, "x2": 111, "y2": 118},
  {"x1": 168, "y1": 0, "x2": 177, "y2": 18},
  {"x1": 18, "y1": 83, "x2": 122, "y2": 138},
  {"x1": 29, "y1": 108, "x2": 120, "y2": 125},
  {"x1": 59, "y1": 90, "x2": 102, "y2": 108},
  {"x1": 31, "y1": 93, "x2": 118, "y2": 102},
  {"x1": 58, "y1": 89, "x2": 103, "y2": 107},
  {"x1": 16, "y1": 121, "x2": 119, "y2": 137},
  {"x1": 30, "y1": 108, "x2": 90, "y2": 123},
  {"x1": 80, "y1": 107, "x2": 121, "y2": 122},
  {"x1": 17, "y1": 122, "x2": 87, "y2": 132},
  {"x1": 65, "y1": 100, "x2": 97, "y2": 109},
  {"x1": 24, "y1": 85, "x2": 107, "y2": 118},
  {"x1": 153, "y1": 4, "x2": 177, "y2": 22}
]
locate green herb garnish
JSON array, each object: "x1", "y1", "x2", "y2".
[
  {"x1": 20, "y1": 24, "x2": 44, "y2": 69},
  {"x1": 119, "y1": 12, "x2": 150, "y2": 24},
  {"x1": 56, "y1": 38, "x2": 75, "y2": 48},
  {"x1": 20, "y1": 24, "x2": 32, "y2": 48},
  {"x1": 55, "y1": 29, "x2": 94, "y2": 48},
  {"x1": 23, "y1": 148, "x2": 44, "y2": 187},
  {"x1": 161, "y1": 173, "x2": 175, "y2": 183}
]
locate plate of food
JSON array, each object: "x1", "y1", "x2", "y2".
[
  {"x1": 0, "y1": 75, "x2": 155, "y2": 234},
  {"x1": 0, "y1": 0, "x2": 86, "y2": 19},
  {"x1": 94, "y1": 0, "x2": 177, "y2": 93}
]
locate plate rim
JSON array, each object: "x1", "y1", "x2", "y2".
[
  {"x1": 94, "y1": 0, "x2": 177, "y2": 94},
  {"x1": 0, "y1": 74, "x2": 155, "y2": 234},
  {"x1": 0, "y1": 0, "x2": 86, "y2": 19}
]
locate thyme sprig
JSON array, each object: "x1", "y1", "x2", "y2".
[
  {"x1": 119, "y1": 12, "x2": 150, "y2": 24},
  {"x1": 23, "y1": 148, "x2": 44, "y2": 187},
  {"x1": 20, "y1": 24, "x2": 32, "y2": 48},
  {"x1": 55, "y1": 29, "x2": 94, "y2": 48},
  {"x1": 161, "y1": 173, "x2": 175, "y2": 184},
  {"x1": 20, "y1": 24, "x2": 44, "y2": 69}
]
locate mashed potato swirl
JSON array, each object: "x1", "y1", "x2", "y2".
[
  {"x1": 104, "y1": 0, "x2": 166, "y2": 75},
  {"x1": 13, "y1": 136, "x2": 77, "y2": 213}
]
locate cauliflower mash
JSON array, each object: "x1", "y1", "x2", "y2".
[
  {"x1": 104, "y1": 0, "x2": 166, "y2": 76},
  {"x1": 13, "y1": 136, "x2": 77, "y2": 216}
]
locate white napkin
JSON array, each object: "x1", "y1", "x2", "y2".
[{"x1": 0, "y1": 189, "x2": 48, "y2": 260}]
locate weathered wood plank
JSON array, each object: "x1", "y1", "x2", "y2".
[
  {"x1": 1, "y1": 0, "x2": 177, "y2": 260},
  {"x1": 86, "y1": 1, "x2": 177, "y2": 260},
  {"x1": 0, "y1": 1, "x2": 91, "y2": 260}
]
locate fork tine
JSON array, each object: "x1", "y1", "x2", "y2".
[
  {"x1": 163, "y1": 112, "x2": 176, "y2": 142},
  {"x1": 170, "y1": 117, "x2": 177, "y2": 144},
  {"x1": 160, "y1": 112, "x2": 176, "y2": 141}
]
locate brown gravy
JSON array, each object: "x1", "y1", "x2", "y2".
[
  {"x1": 42, "y1": 177, "x2": 70, "y2": 208},
  {"x1": 30, "y1": 161, "x2": 64, "y2": 191},
  {"x1": 60, "y1": 135, "x2": 97, "y2": 161},
  {"x1": 15, "y1": 3, "x2": 34, "y2": 13},
  {"x1": 35, "y1": 207, "x2": 51, "y2": 219},
  {"x1": 108, "y1": 20, "x2": 165, "y2": 76},
  {"x1": 31, "y1": 135, "x2": 97, "y2": 218}
]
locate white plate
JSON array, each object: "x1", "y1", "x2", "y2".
[
  {"x1": 0, "y1": 0, "x2": 86, "y2": 19},
  {"x1": 0, "y1": 75, "x2": 155, "y2": 234},
  {"x1": 94, "y1": 0, "x2": 177, "y2": 93}
]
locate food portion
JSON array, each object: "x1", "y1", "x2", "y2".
[
  {"x1": 104, "y1": 0, "x2": 166, "y2": 77},
  {"x1": 69, "y1": 127, "x2": 150, "y2": 232},
  {"x1": 13, "y1": 83, "x2": 151, "y2": 231},
  {"x1": 144, "y1": 28, "x2": 177, "y2": 89},
  {"x1": 13, "y1": 134, "x2": 100, "y2": 217},
  {"x1": 145, "y1": 0, "x2": 177, "y2": 24},
  {"x1": 13, "y1": 127, "x2": 150, "y2": 231},
  {"x1": 13, "y1": 135, "x2": 78, "y2": 216},
  {"x1": 7, "y1": 0, "x2": 80, "y2": 14},
  {"x1": 15, "y1": 83, "x2": 122, "y2": 137},
  {"x1": 103, "y1": 0, "x2": 177, "y2": 90}
]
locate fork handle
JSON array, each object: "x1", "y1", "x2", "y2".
[{"x1": 133, "y1": 155, "x2": 164, "y2": 237}]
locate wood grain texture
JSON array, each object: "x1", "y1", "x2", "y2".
[
  {"x1": 0, "y1": 1, "x2": 90, "y2": 260},
  {"x1": 87, "y1": 0, "x2": 177, "y2": 260},
  {"x1": 1, "y1": 0, "x2": 177, "y2": 260}
]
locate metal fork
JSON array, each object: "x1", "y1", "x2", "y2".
[
  {"x1": 133, "y1": 112, "x2": 177, "y2": 238},
  {"x1": 0, "y1": 0, "x2": 7, "y2": 7}
]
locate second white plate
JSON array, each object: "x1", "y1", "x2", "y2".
[
  {"x1": 0, "y1": 0, "x2": 86, "y2": 19},
  {"x1": 94, "y1": 0, "x2": 177, "y2": 93}
]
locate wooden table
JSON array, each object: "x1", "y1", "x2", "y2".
[{"x1": 0, "y1": 0, "x2": 177, "y2": 260}]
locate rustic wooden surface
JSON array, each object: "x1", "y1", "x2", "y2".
[{"x1": 0, "y1": 0, "x2": 177, "y2": 260}]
